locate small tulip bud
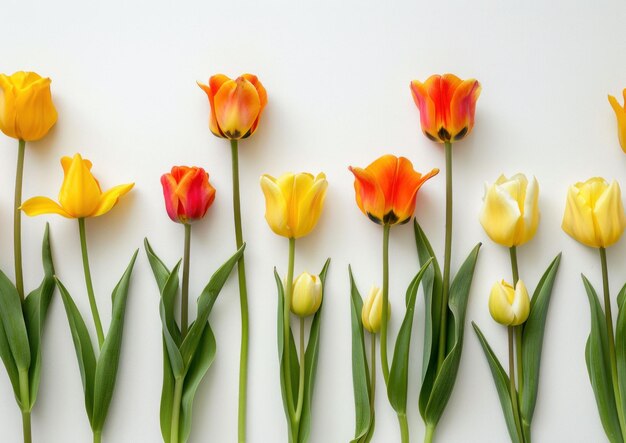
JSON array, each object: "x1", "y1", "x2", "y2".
[
  {"x1": 489, "y1": 280, "x2": 530, "y2": 326},
  {"x1": 361, "y1": 286, "x2": 390, "y2": 333},
  {"x1": 290, "y1": 272, "x2": 322, "y2": 317}
]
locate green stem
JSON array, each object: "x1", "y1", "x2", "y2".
[
  {"x1": 93, "y1": 431, "x2": 102, "y2": 443},
  {"x1": 509, "y1": 246, "x2": 524, "y2": 406},
  {"x1": 398, "y1": 413, "x2": 410, "y2": 443},
  {"x1": 295, "y1": 317, "x2": 306, "y2": 422},
  {"x1": 509, "y1": 246, "x2": 519, "y2": 284},
  {"x1": 181, "y1": 224, "x2": 191, "y2": 338},
  {"x1": 599, "y1": 247, "x2": 626, "y2": 437},
  {"x1": 508, "y1": 326, "x2": 524, "y2": 442},
  {"x1": 170, "y1": 378, "x2": 183, "y2": 443},
  {"x1": 437, "y1": 141, "x2": 453, "y2": 371},
  {"x1": 19, "y1": 369, "x2": 31, "y2": 443},
  {"x1": 14, "y1": 139, "x2": 25, "y2": 300},
  {"x1": 78, "y1": 218, "x2": 105, "y2": 348},
  {"x1": 231, "y1": 139, "x2": 250, "y2": 443},
  {"x1": 284, "y1": 238, "x2": 297, "y2": 421},
  {"x1": 380, "y1": 224, "x2": 391, "y2": 385},
  {"x1": 424, "y1": 424, "x2": 435, "y2": 443}
]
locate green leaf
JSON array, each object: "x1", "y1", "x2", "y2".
[
  {"x1": 298, "y1": 259, "x2": 330, "y2": 443},
  {"x1": 0, "y1": 310, "x2": 20, "y2": 403},
  {"x1": 0, "y1": 269, "x2": 30, "y2": 372},
  {"x1": 472, "y1": 323, "x2": 522, "y2": 443},
  {"x1": 91, "y1": 250, "x2": 138, "y2": 432},
  {"x1": 56, "y1": 278, "x2": 97, "y2": 427},
  {"x1": 414, "y1": 220, "x2": 443, "y2": 418},
  {"x1": 160, "y1": 338, "x2": 175, "y2": 443},
  {"x1": 179, "y1": 245, "x2": 245, "y2": 371},
  {"x1": 423, "y1": 243, "x2": 480, "y2": 428},
  {"x1": 519, "y1": 253, "x2": 561, "y2": 429},
  {"x1": 348, "y1": 266, "x2": 373, "y2": 443},
  {"x1": 161, "y1": 261, "x2": 184, "y2": 378},
  {"x1": 582, "y1": 275, "x2": 623, "y2": 443},
  {"x1": 145, "y1": 238, "x2": 172, "y2": 292},
  {"x1": 23, "y1": 223, "x2": 56, "y2": 409},
  {"x1": 388, "y1": 259, "x2": 432, "y2": 415},
  {"x1": 616, "y1": 282, "x2": 626, "y2": 428}
]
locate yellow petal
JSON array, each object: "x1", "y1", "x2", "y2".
[
  {"x1": 293, "y1": 173, "x2": 328, "y2": 238},
  {"x1": 260, "y1": 174, "x2": 290, "y2": 237},
  {"x1": 562, "y1": 183, "x2": 599, "y2": 247},
  {"x1": 58, "y1": 154, "x2": 102, "y2": 218},
  {"x1": 489, "y1": 280, "x2": 515, "y2": 326},
  {"x1": 479, "y1": 182, "x2": 521, "y2": 247},
  {"x1": 594, "y1": 180, "x2": 626, "y2": 247},
  {"x1": 13, "y1": 76, "x2": 57, "y2": 141},
  {"x1": 21, "y1": 196, "x2": 71, "y2": 218},
  {"x1": 511, "y1": 280, "x2": 530, "y2": 325},
  {"x1": 609, "y1": 92, "x2": 626, "y2": 153},
  {"x1": 518, "y1": 175, "x2": 540, "y2": 245},
  {"x1": 91, "y1": 183, "x2": 134, "y2": 217}
]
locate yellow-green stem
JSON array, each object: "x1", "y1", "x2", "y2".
[
  {"x1": 380, "y1": 224, "x2": 391, "y2": 385},
  {"x1": 398, "y1": 413, "x2": 410, "y2": 443},
  {"x1": 19, "y1": 369, "x2": 31, "y2": 443},
  {"x1": 181, "y1": 224, "x2": 191, "y2": 338},
  {"x1": 284, "y1": 238, "x2": 297, "y2": 421},
  {"x1": 508, "y1": 326, "x2": 524, "y2": 442},
  {"x1": 14, "y1": 139, "x2": 25, "y2": 300},
  {"x1": 231, "y1": 139, "x2": 250, "y2": 443},
  {"x1": 170, "y1": 377, "x2": 183, "y2": 443},
  {"x1": 424, "y1": 424, "x2": 435, "y2": 443},
  {"x1": 295, "y1": 316, "x2": 306, "y2": 422},
  {"x1": 509, "y1": 246, "x2": 524, "y2": 407},
  {"x1": 93, "y1": 431, "x2": 102, "y2": 443},
  {"x1": 78, "y1": 218, "x2": 105, "y2": 348}
]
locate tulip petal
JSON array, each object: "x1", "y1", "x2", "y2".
[
  {"x1": 480, "y1": 183, "x2": 522, "y2": 247},
  {"x1": 21, "y1": 196, "x2": 71, "y2": 218},
  {"x1": 449, "y1": 78, "x2": 481, "y2": 141},
  {"x1": 161, "y1": 173, "x2": 181, "y2": 222},
  {"x1": 58, "y1": 154, "x2": 103, "y2": 218},
  {"x1": 489, "y1": 281, "x2": 515, "y2": 326},
  {"x1": 91, "y1": 183, "x2": 134, "y2": 217},
  {"x1": 177, "y1": 168, "x2": 215, "y2": 221},
  {"x1": 609, "y1": 92, "x2": 626, "y2": 153},
  {"x1": 362, "y1": 154, "x2": 400, "y2": 216},
  {"x1": 392, "y1": 159, "x2": 439, "y2": 224},
  {"x1": 261, "y1": 175, "x2": 290, "y2": 237},
  {"x1": 13, "y1": 76, "x2": 57, "y2": 141},
  {"x1": 410, "y1": 80, "x2": 439, "y2": 141},
  {"x1": 562, "y1": 184, "x2": 599, "y2": 247},
  {"x1": 294, "y1": 173, "x2": 328, "y2": 238},
  {"x1": 519, "y1": 176, "x2": 540, "y2": 245},
  {"x1": 594, "y1": 181, "x2": 626, "y2": 247},
  {"x1": 511, "y1": 280, "x2": 530, "y2": 326},
  {"x1": 198, "y1": 76, "x2": 230, "y2": 138},
  {"x1": 242, "y1": 73, "x2": 267, "y2": 136},
  {"x1": 213, "y1": 77, "x2": 261, "y2": 140},
  {"x1": 349, "y1": 166, "x2": 386, "y2": 224}
]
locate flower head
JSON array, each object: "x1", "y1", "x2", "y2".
[
  {"x1": 479, "y1": 174, "x2": 539, "y2": 247},
  {"x1": 21, "y1": 154, "x2": 134, "y2": 218},
  {"x1": 290, "y1": 272, "x2": 323, "y2": 317},
  {"x1": 0, "y1": 71, "x2": 58, "y2": 141},
  {"x1": 489, "y1": 280, "x2": 530, "y2": 326},
  {"x1": 361, "y1": 285, "x2": 389, "y2": 334},
  {"x1": 609, "y1": 89, "x2": 626, "y2": 153},
  {"x1": 349, "y1": 154, "x2": 438, "y2": 226},
  {"x1": 198, "y1": 74, "x2": 267, "y2": 140},
  {"x1": 161, "y1": 166, "x2": 216, "y2": 224},
  {"x1": 410, "y1": 74, "x2": 481, "y2": 143},
  {"x1": 260, "y1": 172, "x2": 328, "y2": 239}
]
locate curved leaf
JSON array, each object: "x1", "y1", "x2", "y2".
[
  {"x1": 0, "y1": 269, "x2": 30, "y2": 372},
  {"x1": 160, "y1": 338, "x2": 175, "y2": 443},
  {"x1": 616, "y1": 282, "x2": 626, "y2": 427},
  {"x1": 161, "y1": 261, "x2": 184, "y2": 378},
  {"x1": 145, "y1": 238, "x2": 172, "y2": 292}
]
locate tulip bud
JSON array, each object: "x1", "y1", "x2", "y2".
[
  {"x1": 291, "y1": 272, "x2": 322, "y2": 317},
  {"x1": 161, "y1": 166, "x2": 216, "y2": 224},
  {"x1": 479, "y1": 174, "x2": 539, "y2": 247},
  {"x1": 489, "y1": 280, "x2": 530, "y2": 326},
  {"x1": 361, "y1": 286, "x2": 389, "y2": 333}
]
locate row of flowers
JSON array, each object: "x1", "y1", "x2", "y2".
[{"x1": 1, "y1": 70, "x2": 626, "y2": 443}]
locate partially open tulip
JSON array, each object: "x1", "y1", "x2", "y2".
[
  {"x1": 489, "y1": 280, "x2": 530, "y2": 326},
  {"x1": 0, "y1": 71, "x2": 58, "y2": 141},
  {"x1": 349, "y1": 155, "x2": 438, "y2": 226},
  {"x1": 361, "y1": 285, "x2": 389, "y2": 334},
  {"x1": 198, "y1": 74, "x2": 267, "y2": 140},
  {"x1": 410, "y1": 74, "x2": 481, "y2": 143},
  {"x1": 260, "y1": 172, "x2": 328, "y2": 239},
  {"x1": 161, "y1": 166, "x2": 216, "y2": 224},
  {"x1": 290, "y1": 272, "x2": 323, "y2": 317},
  {"x1": 609, "y1": 89, "x2": 626, "y2": 153},
  {"x1": 479, "y1": 174, "x2": 539, "y2": 247},
  {"x1": 562, "y1": 177, "x2": 626, "y2": 248},
  {"x1": 21, "y1": 154, "x2": 134, "y2": 218}
]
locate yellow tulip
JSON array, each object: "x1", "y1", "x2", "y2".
[
  {"x1": 290, "y1": 272, "x2": 323, "y2": 317},
  {"x1": 489, "y1": 280, "x2": 530, "y2": 326},
  {"x1": 260, "y1": 172, "x2": 328, "y2": 239},
  {"x1": 479, "y1": 174, "x2": 539, "y2": 247},
  {"x1": 608, "y1": 89, "x2": 626, "y2": 153},
  {"x1": 0, "y1": 71, "x2": 57, "y2": 141},
  {"x1": 562, "y1": 178, "x2": 626, "y2": 248},
  {"x1": 21, "y1": 153, "x2": 134, "y2": 218},
  {"x1": 361, "y1": 285, "x2": 389, "y2": 334}
]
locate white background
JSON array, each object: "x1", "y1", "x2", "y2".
[{"x1": 0, "y1": 0, "x2": 625, "y2": 441}]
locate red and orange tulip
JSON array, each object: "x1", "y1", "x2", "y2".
[
  {"x1": 410, "y1": 74, "x2": 481, "y2": 143},
  {"x1": 198, "y1": 74, "x2": 267, "y2": 140},
  {"x1": 161, "y1": 166, "x2": 216, "y2": 224},
  {"x1": 349, "y1": 154, "x2": 439, "y2": 225}
]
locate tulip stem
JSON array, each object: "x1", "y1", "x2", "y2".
[
  {"x1": 78, "y1": 218, "x2": 105, "y2": 348},
  {"x1": 424, "y1": 424, "x2": 435, "y2": 443},
  {"x1": 380, "y1": 224, "x2": 391, "y2": 385},
  {"x1": 284, "y1": 238, "x2": 297, "y2": 422},
  {"x1": 509, "y1": 246, "x2": 519, "y2": 284},
  {"x1": 231, "y1": 139, "x2": 250, "y2": 443},
  {"x1": 398, "y1": 413, "x2": 410, "y2": 443},
  {"x1": 599, "y1": 247, "x2": 626, "y2": 437},
  {"x1": 170, "y1": 377, "x2": 183, "y2": 443},
  {"x1": 370, "y1": 333, "x2": 376, "y2": 415},
  {"x1": 181, "y1": 224, "x2": 191, "y2": 338},
  {"x1": 508, "y1": 326, "x2": 524, "y2": 442},
  {"x1": 93, "y1": 431, "x2": 102, "y2": 443},
  {"x1": 437, "y1": 141, "x2": 453, "y2": 371},
  {"x1": 509, "y1": 246, "x2": 524, "y2": 404},
  {"x1": 295, "y1": 316, "x2": 305, "y2": 423},
  {"x1": 19, "y1": 369, "x2": 31, "y2": 443},
  {"x1": 14, "y1": 139, "x2": 26, "y2": 301}
]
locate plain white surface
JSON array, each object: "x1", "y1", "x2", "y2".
[{"x1": 1, "y1": 0, "x2": 626, "y2": 441}]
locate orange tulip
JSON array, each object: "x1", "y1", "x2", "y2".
[
  {"x1": 410, "y1": 74, "x2": 481, "y2": 143},
  {"x1": 349, "y1": 155, "x2": 439, "y2": 225},
  {"x1": 161, "y1": 166, "x2": 216, "y2": 224},
  {"x1": 197, "y1": 74, "x2": 267, "y2": 140}
]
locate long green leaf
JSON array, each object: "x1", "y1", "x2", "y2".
[
  {"x1": 388, "y1": 259, "x2": 432, "y2": 415},
  {"x1": 472, "y1": 323, "x2": 522, "y2": 443},
  {"x1": 160, "y1": 338, "x2": 175, "y2": 443},
  {"x1": 424, "y1": 243, "x2": 480, "y2": 427},
  {"x1": 348, "y1": 266, "x2": 373, "y2": 443},
  {"x1": 0, "y1": 311, "x2": 20, "y2": 402},
  {"x1": 519, "y1": 253, "x2": 561, "y2": 430},
  {"x1": 582, "y1": 275, "x2": 623, "y2": 443},
  {"x1": 161, "y1": 261, "x2": 184, "y2": 378},
  {"x1": 298, "y1": 259, "x2": 330, "y2": 443},
  {"x1": 0, "y1": 269, "x2": 30, "y2": 372},
  {"x1": 145, "y1": 238, "x2": 172, "y2": 292},
  {"x1": 91, "y1": 251, "x2": 138, "y2": 432},
  {"x1": 56, "y1": 278, "x2": 97, "y2": 427},
  {"x1": 616, "y1": 282, "x2": 626, "y2": 427}
]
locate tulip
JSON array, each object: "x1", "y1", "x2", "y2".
[
  {"x1": 562, "y1": 177, "x2": 626, "y2": 248},
  {"x1": 0, "y1": 71, "x2": 58, "y2": 141},
  {"x1": 609, "y1": 89, "x2": 626, "y2": 153},
  {"x1": 21, "y1": 153, "x2": 134, "y2": 218},
  {"x1": 349, "y1": 155, "x2": 438, "y2": 226},
  {"x1": 361, "y1": 285, "x2": 390, "y2": 334},
  {"x1": 479, "y1": 174, "x2": 539, "y2": 247},
  {"x1": 197, "y1": 74, "x2": 267, "y2": 140},
  {"x1": 290, "y1": 272, "x2": 323, "y2": 317},
  {"x1": 260, "y1": 172, "x2": 328, "y2": 239},
  {"x1": 410, "y1": 74, "x2": 481, "y2": 143},
  {"x1": 161, "y1": 166, "x2": 216, "y2": 224},
  {"x1": 489, "y1": 280, "x2": 530, "y2": 326}
]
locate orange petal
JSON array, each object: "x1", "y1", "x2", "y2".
[
  {"x1": 410, "y1": 80, "x2": 439, "y2": 141},
  {"x1": 393, "y1": 162, "x2": 439, "y2": 224},
  {"x1": 213, "y1": 77, "x2": 261, "y2": 140},
  {"x1": 362, "y1": 154, "x2": 399, "y2": 215},
  {"x1": 449, "y1": 78, "x2": 481, "y2": 141},
  {"x1": 349, "y1": 166, "x2": 385, "y2": 224},
  {"x1": 242, "y1": 73, "x2": 267, "y2": 137}
]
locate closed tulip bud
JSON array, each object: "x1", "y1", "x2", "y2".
[
  {"x1": 161, "y1": 166, "x2": 216, "y2": 224},
  {"x1": 290, "y1": 272, "x2": 322, "y2": 317},
  {"x1": 361, "y1": 286, "x2": 389, "y2": 333},
  {"x1": 608, "y1": 89, "x2": 626, "y2": 153},
  {"x1": 489, "y1": 280, "x2": 530, "y2": 326},
  {"x1": 562, "y1": 178, "x2": 626, "y2": 248},
  {"x1": 479, "y1": 174, "x2": 539, "y2": 247},
  {"x1": 0, "y1": 71, "x2": 58, "y2": 141}
]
